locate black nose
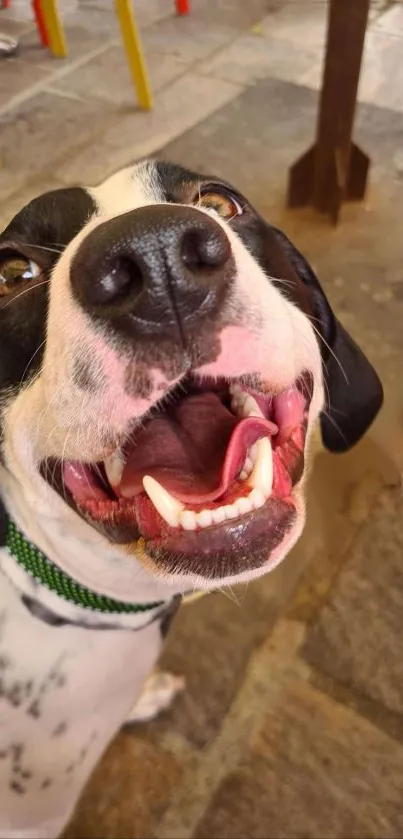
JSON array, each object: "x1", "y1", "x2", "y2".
[{"x1": 70, "y1": 205, "x2": 234, "y2": 338}]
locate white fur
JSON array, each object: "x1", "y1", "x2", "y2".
[
  {"x1": 0, "y1": 160, "x2": 325, "y2": 837},
  {"x1": 1, "y1": 161, "x2": 324, "y2": 598}
]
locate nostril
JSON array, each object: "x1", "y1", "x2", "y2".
[
  {"x1": 96, "y1": 257, "x2": 144, "y2": 305},
  {"x1": 181, "y1": 227, "x2": 231, "y2": 272}
]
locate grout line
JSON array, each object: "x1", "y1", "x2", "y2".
[
  {"x1": 0, "y1": 40, "x2": 114, "y2": 118},
  {"x1": 43, "y1": 86, "x2": 87, "y2": 102},
  {"x1": 154, "y1": 621, "x2": 308, "y2": 839}
]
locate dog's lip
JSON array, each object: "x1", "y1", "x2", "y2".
[
  {"x1": 81, "y1": 493, "x2": 298, "y2": 579},
  {"x1": 145, "y1": 495, "x2": 297, "y2": 576},
  {"x1": 41, "y1": 372, "x2": 313, "y2": 572}
]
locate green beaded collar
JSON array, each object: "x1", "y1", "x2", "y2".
[{"x1": 5, "y1": 518, "x2": 165, "y2": 614}]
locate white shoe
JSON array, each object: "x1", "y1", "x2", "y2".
[{"x1": 0, "y1": 32, "x2": 19, "y2": 57}]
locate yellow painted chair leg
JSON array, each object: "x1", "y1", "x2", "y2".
[
  {"x1": 115, "y1": 0, "x2": 153, "y2": 110},
  {"x1": 41, "y1": 0, "x2": 68, "y2": 58}
]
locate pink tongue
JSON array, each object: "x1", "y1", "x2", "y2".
[{"x1": 119, "y1": 392, "x2": 277, "y2": 504}]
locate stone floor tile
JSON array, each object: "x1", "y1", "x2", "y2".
[
  {"x1": 303, "y1": 487, "x2": 403, "y2": 715},
  {"x1": 0, "y1": 13, "x2": 34, "y2": 37},
  {"x1": 0, "y1": 90, "x2": 113, "y2": 192},
  {"x1": 63, "y1": 5, "x2": 120, "y2": 36},
  {"x1": 64, "y1": 732, "x2": 184, "y2": 839},
  {"x1": 151, "y1": 561, "x2": 306, "y2": 748},
  {"x1": 358, "y1": 31, "x2": 403, "y2": 112},
  {"x1": 141, "y1": 16, "x2": 239, "y2": 62},
  {"x1": 80, "y1": 0, "x2": 172, "y2": 27},
  {"x1": 303, "y1": 23, "x2": 403, "y2": 110},
  {"x1": 183, "y1": 0, "x2": 269, "y2": 28},
  {"x1": 194, "y1": 676, "x2": 403, "y2": 838},
  {"x1": 198, "y1": 31, "x2": 321, "y2": 88},
  {"x1": 258, "y1": 1, "x2": 327, "y2": 49},
  {"x1": 17, "y1": 13, "x2": 117, "y2": 70},
  {"x1": 0, "y1": 55, "x2": 51, "y2": 110},
  {"x1": 373, "y1": 2, "x2": 403, "y2": 35},
  {"x1": 287, "y1": 436, "x2": 399, "y2": 622},
  {"x1": 53, "y1": 44, "x2": 189, "y2": 106},
  {"x1": 55, "y1": 72, "x2": 242, "y2": 185}
]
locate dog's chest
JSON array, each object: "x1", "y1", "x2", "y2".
[{"x1": 0, "y1": 558, "x2": 163, "y2": 837}]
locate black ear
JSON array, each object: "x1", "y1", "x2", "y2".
[
  {"x1": 272, "y1": 229, "x2": 384, "y2": 453},
  {"x1": 319, "y1": 319, "x2": 384, "y2": 452}
]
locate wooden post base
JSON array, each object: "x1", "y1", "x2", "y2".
[{"x1": 287, "y1": 0, "x2": 371, "y2": 225}]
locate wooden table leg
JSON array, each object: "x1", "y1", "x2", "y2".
[{"x1": 287, "y1": 0, "x2": 371, "y2": 224}]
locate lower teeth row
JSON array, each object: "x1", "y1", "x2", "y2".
[
  {"x1": 179, "y1": 486, "x2": 266, "y2": 531},
  {"x1": 141, "y1": 433, "x2": 273, "y2": 531}
]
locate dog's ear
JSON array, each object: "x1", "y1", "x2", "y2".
[{"x1": 273, "y1": 229, "x2": 383, "y2": 453}]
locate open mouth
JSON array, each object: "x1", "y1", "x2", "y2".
[{"x1": 43, "y1": 372, "x2": 313, "y2": 576}]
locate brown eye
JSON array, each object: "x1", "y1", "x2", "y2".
[
  {"x1": 197, "y1": 188, "x2": 243, "y2": 220},
  {"x1": 0, "y1": 255, "x2": 41, "y2": 296}
]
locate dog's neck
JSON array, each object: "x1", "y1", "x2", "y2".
[{"x1": 0, "y1": 464, "x2": 186, "y2": 605}]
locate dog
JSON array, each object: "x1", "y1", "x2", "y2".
[{"x1": 0, "y1": 160, "x2": 383, "y2": 837}]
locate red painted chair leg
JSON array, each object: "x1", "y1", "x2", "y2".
[
  {"x1": 32, "y1": 0, "x2": 49, "y2": 47},
  {"x1": 1, "y1": 0, "x2": 11, "y2": 9},
  {"x1": 176, "y1": 0, "x2": 189, "y2": 15}
]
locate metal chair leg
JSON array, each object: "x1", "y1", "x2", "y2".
[
  {"x1": 115, "y1": 0, "x2": 153, "y2": 110},
  {"x1": 40, "y1": 0, "x2": 67, "y2": 58}
]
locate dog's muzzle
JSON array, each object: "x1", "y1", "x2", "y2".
[
  {"x1": 70, "y1": 204, "x2": 235, "y2": 339},
  {"x1": 44, "y1": 202, "x2": 313, "y2": 578}
]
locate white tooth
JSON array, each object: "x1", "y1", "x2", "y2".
[
  {"x1": 236, "y1": 496, "x2": 253, "y2": 515},
  {"x1": 180, "y1": 510, "x2": 197, "y2": 531},
  {"x1": 244, "y1": 395, "x2": 264, "y2": 419},
  {"x1": 196, "y1": 509, "x2": 213, "y2": 528},
  {"x1": 143, "y1": 476, "x2": 184, "y2": 528},
  {"x1": 249, "y1": 487, "x2": 267, "y2": 509},
  {"x1": 212, "y1": 507, "x2": 226, "y2": 524},
  {"x1": 247, "y1": 437, "x2": 273, "y2": 497},
  {"x1": 239, "y1": 470, "x2": 248, "y2": 481},
  {"x1": 104, "y1": 448, "x2": 125, "y2": 487},
  {"x1": 223, "y1": 504, "x2": 239, "y2": 520}
]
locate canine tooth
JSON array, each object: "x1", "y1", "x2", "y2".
[
  {"x1": 180, "y1": 510, "x2": 197, "y2": 531},
  {"x1": 104, "y1": 448, "x2": 125, "y2": 487},
  {"x1": 196, "y1": 509, "x2": 213, "y2": 528},
  {"x1": 143, "y1": 476, "x2": 184, "y2": 528},
  {"x1": 239, "y1": 470, "x2": 248, "y2": 481},
  {"x1": 247, "y1": 437, "x2": 273, "y2": 497}
]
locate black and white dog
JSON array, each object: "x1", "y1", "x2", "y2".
[{"x1": 0, "y1": 160, "x2": 382, "y2": 837}]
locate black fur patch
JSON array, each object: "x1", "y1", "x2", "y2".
[
  {"x1": 21, "y1": 592, "x2": 175, "y2": 632},
  {"x1": 159, "y1": 595, "x2": 181, "y2": 638},
  {"x1": 72, "y1": 355, "x2": 103, "y2": 393},
  {"x1": 0, "y1": 188, "x2": 96, "y2": 396}
]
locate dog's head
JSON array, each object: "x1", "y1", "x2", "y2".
[{"x1": 0, "y1": 160, "x2": 383, "y2": 589}]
